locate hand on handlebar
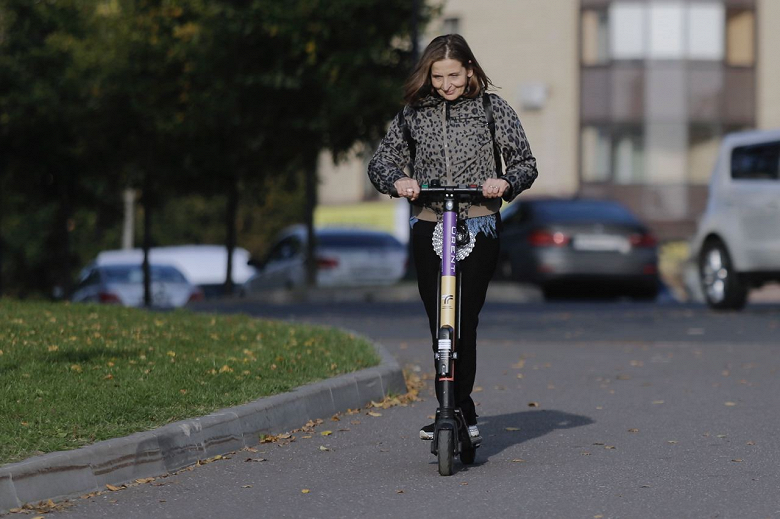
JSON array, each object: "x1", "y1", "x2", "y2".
[
  {"x1": 482, "y1": 178, "x2": 510, "y2": 199},
  {"x1": 394, "y1": 178, "x2": 420, "y2": 201}
]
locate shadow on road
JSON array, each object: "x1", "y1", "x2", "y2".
[{"x1": 475, "y1": 409, "x2": 594, "y2": 462}]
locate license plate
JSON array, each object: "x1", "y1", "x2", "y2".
[{"x1": 573, "y1": 234, "x2": 630, "y2": 253}]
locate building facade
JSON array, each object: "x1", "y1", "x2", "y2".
[{"x1": 318, "y1": 0, "x2": 780, "y2": 241}]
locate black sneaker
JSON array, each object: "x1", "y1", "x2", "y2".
[{"x1": 419, "y1": 423, "x2": 435, "y2": 440}]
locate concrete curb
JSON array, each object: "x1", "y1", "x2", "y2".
[{"x1": 0, "y1": 341, "x2": 406, "y2": 513}]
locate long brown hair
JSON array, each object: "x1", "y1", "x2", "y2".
[{"x1": 403, "y1": 34, "x2": 493, "y2": 105}]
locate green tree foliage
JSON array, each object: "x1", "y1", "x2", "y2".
[{"x1": 0, "y1": 0, "x2": 432, "y2": 297}]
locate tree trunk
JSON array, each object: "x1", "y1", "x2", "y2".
[
  {"x1": 55, "y1": 170, "x2": 74, "y2": 299},
  {"x1": 122, "y1": 188, "x2": 136, "y2": 249},
  {"x1": 304, "y1": 153, "x2": 318, "y2": 288},
  {"x1": 224, "y1": 175, "x2": 239, "y2": 297},
  {"x1": 0, "y1": 192, "x2": 4, "y2": 298},
  {"x1": 142, "y1": 175, "x2": 152, "y2": 307}
]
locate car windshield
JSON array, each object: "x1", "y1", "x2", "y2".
[
  {"x1": 103, "y1": 265, "x2": 188, "y2": 284},
  {"x1": 317, "y1": 233, "x2": 402, "y2": 249},
  {"x1": 532, "y1": 200, "x2": 638, "y2": 224}
]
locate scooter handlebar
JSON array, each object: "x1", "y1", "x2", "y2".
[{"x1": 389, "y1": 184, "x2": 484, "y2": 199}]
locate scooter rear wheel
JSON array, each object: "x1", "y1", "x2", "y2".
[{"x1": 437, "y1": 429, "x2": 454, "y2": 476}]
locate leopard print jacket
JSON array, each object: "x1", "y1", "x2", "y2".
[{"x1": 367, "y1": 92, "x2": 538, "y2": 220}]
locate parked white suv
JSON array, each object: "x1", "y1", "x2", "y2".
[{"x1": 690, "y1": 128, "x2": 780, "y2": 310}]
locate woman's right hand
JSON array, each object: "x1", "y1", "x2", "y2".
[{"x1": 394, "y1": 178, "x2": 420, "y2": 201}]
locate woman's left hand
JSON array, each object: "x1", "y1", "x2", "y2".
[{"x1": 482, "y1": 178, "x2": 510, "y2": 199}]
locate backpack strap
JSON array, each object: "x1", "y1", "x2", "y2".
[
  {"x1": 482, "y1": 91, "x2": 503, "y2": 176},
  {"x1": 397, "y1": 108, "x2": 416, "y2": 176}
]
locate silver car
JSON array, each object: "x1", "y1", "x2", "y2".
[
  {"x1": 71, "y1": 263, "x2": 204, "y2": 308},
  {"x1": 244, "y1": 225, "x2": 407, "y2": 292},
  {"x1": 689, "y1": 128, "x2": 780, "y2": 310}
]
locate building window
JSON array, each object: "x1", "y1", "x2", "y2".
[
  {"x1": 581, "y1": 9, "x2": 609, "y2": 65},
  {"x1": 612, "y1": 128, "x2": 644, "y2": 184},
  {"x1": 648, "y1": 2, "x2": 685, "y2": 59},
  {"x1": 607, "y1": 2, "x2": 725, "y2": 61},
  {"x1": 688, "y1": 3, "x2": 725, "y2": 61},
  {"x1": 726, "y1": 9, "x2": 755, "y2": 66},
  {"x1": 609, "y1": 2, "x2": 645, "y2": 60},
  {"x1": 581, "y1": 126, "x2": 612, "y2": 182},
  {"x1": 442, "y1": 17, "x2": 460, "y2": 35},
  {"x1": 688, "y1": 124, "x2": 722, "y2": 184}
]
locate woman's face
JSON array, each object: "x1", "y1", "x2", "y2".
[{"x1": 430, "y1": 59, "x2": 473, "y2": 101}]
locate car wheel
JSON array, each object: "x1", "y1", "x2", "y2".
[{"x1": 699, "y1": 240, "x2": 748, "y2": 311}]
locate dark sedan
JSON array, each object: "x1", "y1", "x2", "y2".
[{"x1": 498, "y1": 198, "x2": 659, "y2": 299}]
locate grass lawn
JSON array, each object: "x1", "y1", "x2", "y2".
[{"x1": 0, "y1": 300, "x2": 379, "y2": 466}]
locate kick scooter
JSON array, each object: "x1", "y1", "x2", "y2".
[{"x1": 396, "y1": 181, "x2": 484, "y2": 476}]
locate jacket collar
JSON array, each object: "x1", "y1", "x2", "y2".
[{"x1": 414, "y1": 92, "x2": 479, "y2": 109}]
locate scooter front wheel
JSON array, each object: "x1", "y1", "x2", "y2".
[{"x1": 437, "y1": 429, "x2": 454, "y2": 476}]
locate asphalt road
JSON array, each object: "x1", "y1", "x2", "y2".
[{"x1": 49, "y1": 295, "x2": 780, "y2": 519}]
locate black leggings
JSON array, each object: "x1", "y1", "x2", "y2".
[{"x1": 412, "y1": 219, "x2": 500, "y2": 425}]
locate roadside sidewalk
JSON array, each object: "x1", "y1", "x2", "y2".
[{"x1": 0, "y1": 341, "x2": 406, "y2": 514}]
